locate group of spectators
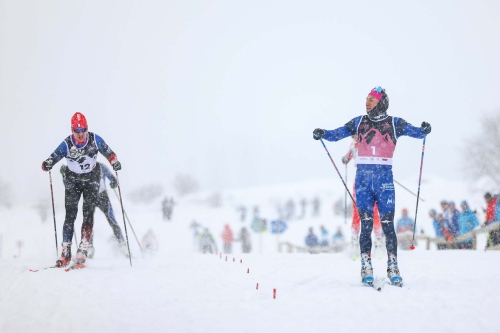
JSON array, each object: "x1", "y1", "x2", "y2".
[
  {"x1": 429, "y1": 193, "x2": 500, "y2": 249},
  {"x1": 305, "y1": 225, "x2": 345, "y2": 251},
  {"x1": 195, "y1": 224, "x2": 253, "y2": 254}
]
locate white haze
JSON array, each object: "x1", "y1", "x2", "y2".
[{"x1": 1, "y1": 0, "x2": 500, "y2": 205}]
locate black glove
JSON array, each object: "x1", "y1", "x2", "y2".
[
  {"x1": 112, "y1": 161, "x2": 122, "y2": 171},
  {"x1": 421, "y1": 121, "x2": 431, "y2": 135},
  {"x1": 342, "y1": 156, "x2": 350, "y2": 164},
  {"x1": 41, "y1": 159, "x2": 54, "y2": 171},
  {"x1": 313, "y1": 128, "x2": 325, "y2": 140},
  {"x1": 110, "y1": 181, "x2": 118, "y2": 189}
]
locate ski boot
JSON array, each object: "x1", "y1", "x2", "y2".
[
  {"x1": 55, "y1": 242, "x2": 72, "y2": 267},
  {"x1": 387, "y1": 254, "x2": 403, "y2": 287},
  {"x1": 87, "y1": 244, "x2": 95, "y2": 259},
  {"x1": 360, "y1": 253, "x2": 374, "y2": 286},
  {"x1": 74, "y1": 241, "x2": 90, "y2": 264}
]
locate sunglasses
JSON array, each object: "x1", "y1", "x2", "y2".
[{"x1": 73, "y1": 128, "x2": 87, "y2": 133}]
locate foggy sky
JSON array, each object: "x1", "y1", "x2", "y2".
[{"x1": 1, "y1": 0, "x2": 500, "y2": 205}]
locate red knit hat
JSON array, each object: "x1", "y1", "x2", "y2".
[{"x1": 71, "y1": 112, "x2": 88, "y2": 130}]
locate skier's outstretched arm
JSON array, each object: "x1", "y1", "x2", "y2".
[
  {"x1": 313, "y1": 117, "x2": 360, "y2": 142},
  {"x1": 395, "y1": 118, "x2": 432, "y2": 139},
  {"x1": 95, "y1": 134, "x2": 122, "y2": 171},
  {"x1": 41, "y1": 141, "x2": 67, "y2": 171}
]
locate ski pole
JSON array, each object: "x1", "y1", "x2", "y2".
[
  {"x1": 319, "y1": 139, "x2": 357, "y2": 208},
  {"x1": 115, "y1": 172, "x2": 133, "y2": 266},
  {"x1": 394, "y1": 179, "x2": 425, "y2": 202},
  {"x1": 113, "y1": 188, "x2": 144, "y2": 253},
  {"x1": 410, "y1": 136, "x2": 427, "y2": 250},
  {"x1": 49, "y1": 171, "x2": 59, "y2": 257},
  {"x1": 344, "y1": 164, "x2": 348, "y2": 225}
]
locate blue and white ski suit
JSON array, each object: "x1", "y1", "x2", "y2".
[{"x1": 323, "y1": 115, "x2": 425, "y2": 258}]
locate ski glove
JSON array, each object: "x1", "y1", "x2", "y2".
[
  {"x1": 341, "y1": 156, "x2": 350, "y2": 164},
  {"x1": 421, "y1": 122, "x2": 432, "y2": 135},
  {"x1": 110, "y1": 181, "x2": 118, "y2": 189},
  {"x1": 112, "y1": 160, "x2": 122, "y2": 171},
  {"x1": 42, "y1": 159, "x2": 54, "y2": 171},
  {"x1": 313, "y1": 128, "x2": 325, "y2": 140}
]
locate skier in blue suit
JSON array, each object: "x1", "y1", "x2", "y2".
[{"x1": 312, "y1": 87, "x2": 431, "y2": 286}]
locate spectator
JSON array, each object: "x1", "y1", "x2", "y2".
[
  {"x1": 299, "y1": 198, "x2": 307, "y2": 219},
  {"x1": 495, "y1": 192, "x2": 500, "y2": 222},
  {"x1": 440, "y1": 200, "x2": 452, "y2": 229},
  {"x1": 319, "y1": 225, "x2": 329, "y2": 247},
  {"x1": 396, "y1": 208, "x2": 414, "y2": 233},
  {"x1": 285, "y1": 200, "x2": 295, "y2": 220},
  {"x1": 237, "y1": 206, "x2": 247, "y2": 222},
  {"x1": 440, "y1": 201, "x2": 460, "y2": 249},
  {"x1": 448, "y1": 201, "x2": 460, "y2": 237},
  {"x1": 221, "y1": 224, "x2": 234, "y2": 254},
  {"x1": 141, "y1": 229, "x2": 159, "y2": 256},
  {"x1": 430, "y1": 209, "x2": 444, "y2": 250},
  {"x1": 435, "y1": 213, "x2": 448, "y2": 249},
  {"x1": 199, "y1": 228, "x2": 217, "y2": 254},
  {"x1": 396, "y1": 208, "x2": 414, "y2": 250},
  {"x1": 236, "y1": 227, "x2": 252, "y2": 253},
  {"x1": 483, "y1": 192, "x2": 500, "y2": 247},
  {"x1": 332, "y1": 227, "x2": 345, "y2": 252},
  {"x1": 312, "y1": 197, "x2": 321, "y2": 217},
  {"x1": 253, "y1": 206, "x2": 260, "y2": 219},
  {"x1": 305, "y1": 227, "x2": 319, "y2": 249},
  {"x1": 162, "y1": 197, "x2": 174, "y2": 221},
  {"x1": 457, "y1": 201, "x2": 479, "y2": 249}
]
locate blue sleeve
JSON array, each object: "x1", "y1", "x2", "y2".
[
  {"x1": 47, "y1": 141, "x2": 68, "y2": 164},
  {"x1": 94, "y1": 134, "x2": 115, "y2": 160},
  {"x1": 100, "y1": 164, "x2": 117, "y2": 183},
  {"x1": 471, "y1": 214, "x2": 479, "y2": 228},
  {"x1": 323, "y1": 117, "x2": 361, "y2": 142},
  {"x1": 394, "y1": 117, "x2": 424, "y2": 139}
]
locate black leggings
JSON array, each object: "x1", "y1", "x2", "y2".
[{"x1": 63, "y1": 167, "x2": 101, "y2": 243}]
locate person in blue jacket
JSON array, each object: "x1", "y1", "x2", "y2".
[
  {"x1": 494, "y1": 193, "x2": 500, "y2": 222},
  {"x1": 312, "y1": 86, "x2": 431, "y2": 286},
  {"x1": 305, "y1": 227, "x2": 319, "y2": 250},
  {"x1": 429, "y1": 209, "x2": 445, "y2": 250},
  {"x1": 447, "y1": 201, "x2": 461, "y2": 248},
  {"x1": 458, "y1": 201, "x2": 479, "y2": 249}
]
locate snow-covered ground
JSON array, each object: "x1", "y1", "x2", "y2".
[{"x1": 1, "y1": 176, "x2": 498, "y2": 333}]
